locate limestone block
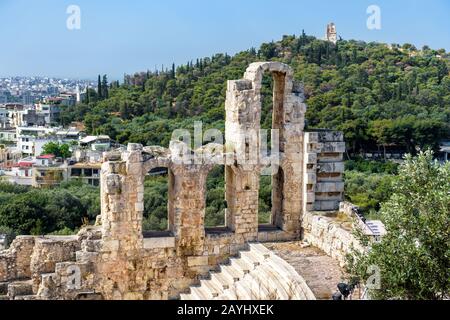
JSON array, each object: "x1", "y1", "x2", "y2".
[
  {"x1": 318, "y1": 131, "x2": 344, "y2": 142},
  {"x1": 305, "y1": 173, "x2": 316, "y2": 184},
  {"x1": 304, "y1": 132, "x2": 319, "y2": 143},
  {"x1": 187, "y1": 256, "x2": 209, "y2": 267},
  {"x1": 101, "y1": 240, "x2": 119, "y2": 252},
  {"x1": 135, "y1": 202, "x2": 144, "y2": 212},
  {"x1": 143, "y1": 237, "x2": 175, "y2": 250},
  {"x1": 317, "y1": 162, "x2": 345, "y2": 173},
  {"x1": 306, "y1": 143, "x2": 321, "y2": 153},
  {"x1": 105, "y1": 174, "x2": 121, "y2": 194},
  {"x1": 315, "y1": 182, "x2": 345, "y2": 193},
  {"x1": 320, "y1": 142, "x2": 346, "y2": 153},
  {"x1": 305, "y1": 192, "x2": 315, "y2": 203},
  {"x1": 314, "y1": 200, "x2": 340, "y2": 211}
]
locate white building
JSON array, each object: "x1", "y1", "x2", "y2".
[
  {"x1": 56, "y1": 127, "x2": 83, "y2": 143},
  {"x1": 0, "y1": 106, "x2": 9, "y2": 128},
  {"x1": 3, "y1": 157, "x2": 34, "y2": 186},
  {"x1": 0, "y1": 128, "x2": 17, "y2": 143},
  {"x1": 80, "y1": 135, "x2": 111, "y2": 151},
  {"x1": 36, "y1": 103, "x2": 61, "y2": 124},
  {"x1": 16, "y1": 126, "x2": 58, "y2": 156}
]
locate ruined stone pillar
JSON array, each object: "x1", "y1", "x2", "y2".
[
  {"x1": 274, "y1": 80, "x2": 306, "y2": 235},
  {"x1": 224, "y1": 77, "x2": 260, "y2": 241},
  {"x1": 100, "y1": 144, "x2": 145, "y2": 253},
  {"x1": 169, "y1": 163, "x2": 211, "y2": 256}
]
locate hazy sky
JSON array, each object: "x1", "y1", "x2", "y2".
[{"x1": 0, "y1": 0, "x2": 449, "y2": 79}]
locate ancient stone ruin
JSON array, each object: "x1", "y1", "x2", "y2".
[{"x1": 0, "y1": 62, "x2": 349, "y2": 300}]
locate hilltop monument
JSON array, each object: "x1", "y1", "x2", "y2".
[{"x1": 326, "y1": 23, "x2": 337, "y2": 44}]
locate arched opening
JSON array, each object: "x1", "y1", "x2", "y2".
[
  {"x1": 142, "y1": 167, "x2": 172, "y2": 237},
  {"x1": 204, "y1": 166, "x2": 227, "y2": 232},
  {"x1": 258, "y1": 70, "x2": 286, "y2": 228}
]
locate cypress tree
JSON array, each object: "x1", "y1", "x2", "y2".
[
  {"x1": 171, "y1": 63, "x2": 176, "y2": 79},
  {"x1": 97, "y1": 75, "x2": 102, "y2": 100},
  {"x1": 102, "y1": 75, "x2": 109, "y2": 99},
  {"x1": 85, "y1": 86, "x2": 90, "y2": 104}
]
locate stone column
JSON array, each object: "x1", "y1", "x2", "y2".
[
  {"x1": 169, "y1": 163, "x2": 210, "y2": 256},
  {"x1": 100, "y1": 144, "x2": 144, "y2": 253},
  {"x1": 224, "y1": 77, "x2": 260, "y2": 242},
  {"x1": 272, "y1": 74, "x2": 306, "y2": 236}
]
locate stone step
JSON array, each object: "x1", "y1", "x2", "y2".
[
  {"x1": 240, "y1": 250, "x2": 265, "y2": 267},
  {"x1": 7, "y1": 280, "x2": 33, "y2": 298},
  {"x1": 210, "y1": 271, "x2": 233, "y2": 290},
  {"x1": 264, "y1": 256, "x2": 315, "y2": 300},
  {"x1": 221, "y1": 265, "x2": 243, "y2": 282},
  {"x1": 248, "y1": 243, "x2": 271, "y2": 259},
  {"x1": 14, "y1": 295, "x2": 38, "y2": 300},
  {"x1": 230, "y1": 257, "x2": 253, "y2": 274},
  {"x1": 190, "y1": 286, "x2": 209, "y2": 300},
  {"x1": 199, "y1": 279, "x2": 222, "y2": 298},
  {"x1": 242, "y1": 268, "x2": 272, "y2": 298},
  {"x1": 257, "y1": 264, "x2": 291, "y2": 300},
  {"x1": 232, "y1": 279, "x2": 255, "y2": 300},
  {"x1": 180, "y1": 243, "x2": 316, "y2": 301},
  {"x1": 179, "y1": 293, "x2": 191, "y2": 300},
  {"x1": 0, "y1": 295, "x2": 9, "y2": 301}
]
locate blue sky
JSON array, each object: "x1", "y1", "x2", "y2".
[{"x1": 0, "y1": 0, "x2": 449, "y2": 79}]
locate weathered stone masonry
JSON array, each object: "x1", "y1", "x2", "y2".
[{"x1": 0, "y1": 62, "x2": 346, "y2": 300}]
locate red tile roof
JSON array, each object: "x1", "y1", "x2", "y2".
[{"x1": 37, "y1": 154, "x2": 55, "y2": 159}]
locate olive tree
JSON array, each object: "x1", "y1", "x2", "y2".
[{"x1": 348, "y1": 150, "x2": 449, "y2": 300}]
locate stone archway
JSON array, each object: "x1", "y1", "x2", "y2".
[{"x1": 225, "y1": 62, "x2": 306, "y2": 239}]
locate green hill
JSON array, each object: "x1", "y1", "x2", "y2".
[{"x1": 61, "y1": 32, "x2": 450, "y2": 154}]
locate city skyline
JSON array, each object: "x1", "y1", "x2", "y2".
[{"x1": 0, "y1": 0, "x2": 449, "y2": 80}]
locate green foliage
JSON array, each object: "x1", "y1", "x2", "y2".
[
  {"x1": 41, "y1": 142, "x2": 72, "y2": 159},
  {"x1": 47, "y1": 227, "x2": 78, "y2": 236},
  {"x1": 258, "y1": 176, "x2": 272, "y2": 224},
  {"x1": 344, "y1": 170, "x2": 395, "y2": 216},
  {"x1": 347, "y1": 151, "x2": 450, "y2": 299},
  {"x1": 59, "y1": 35, "x2": 449, "y2": 154},
  {"x1": 205, "y1": 166, "x2": 226, "y2": 227},
  {"x1": 345, "y1": 158, "x2": 399, "y2": 174},
  {"x1": 143, "y1": 176, "x2": 169, "y2": 231},
  {"x1": 0, "y1": 181, "x2": 100, "y2": 235},
  {"x1": 344, "y1": 158, "x2": 397, "y2": 216}
]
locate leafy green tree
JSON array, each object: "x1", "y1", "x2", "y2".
[
  {"x1": 41, "y1": 142, "x2": 72, "y2": 159},
  {"x1": 348, "y1": 151, "x2": 450, "y2": 300}
]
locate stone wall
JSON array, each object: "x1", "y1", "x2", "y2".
[
  {"x1": 302, "y1": 211, "x2": 363, "y2": 267},
  {"x1": 303, "y1": 131, "x2": 345, "y2": 213},
  {"x1": 30, "y1": 236, "x2": 81, "y2": 292},
  {"x1": 0, "y1": 236, "x2": 35, "y2": 282}
]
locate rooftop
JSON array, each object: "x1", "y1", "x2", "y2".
[
  {"x1": 80, "y1": 135, "x2": 110, "y2": 144},
  {"x1": 36, "y1": 154, "x2": 55, "y2": 160}
]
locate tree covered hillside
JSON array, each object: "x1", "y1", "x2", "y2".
[{"x1": 61, "y1": 32, "x2": 450, "y2": 153}]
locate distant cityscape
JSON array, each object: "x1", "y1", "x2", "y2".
[
  {"x1": 0, "y1": 76, "x2": 95, "y2": 105},
  {"x1": 0, "y1": 76, "x2": 119, "y2": 189}
]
